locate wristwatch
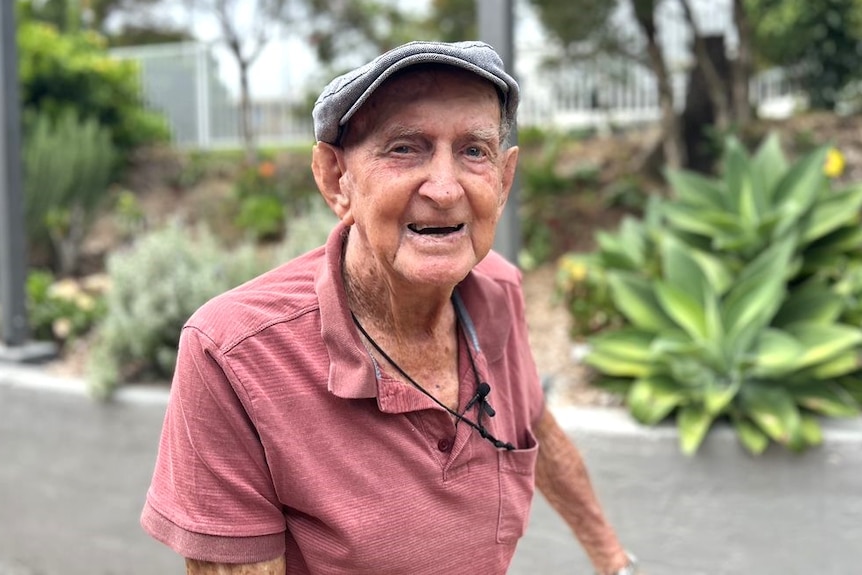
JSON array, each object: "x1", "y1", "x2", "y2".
[{"x1": 601, "y1": 552, "x2": 638, "y2": 575}]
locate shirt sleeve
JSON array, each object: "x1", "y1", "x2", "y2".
[{"x1": 141, "y1": 325, "x2": 285, "y2": 564}]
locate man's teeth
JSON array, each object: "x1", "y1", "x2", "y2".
[{"x1": 408, "y1": 223, "x2": 464, "y2": 235}]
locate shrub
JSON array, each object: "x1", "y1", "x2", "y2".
[
  {"x1": 26, "y1": 270, "x2": 107, "y2": 344},
  {"x1": 87, "y1": 202, "x2": 337, "y2": 398},
  {"x1": 85, "y1": 224, "x2": 264, "y2": 397},
  {"x1": 556, "y1": 252, "x2": 625, "y2": 340},
  {"x1": 518, "y1": 133, "x2": 600, "y2": 268},
  {"x1": 23, "y1": 109, "x2": 116, "y2": 275},
  {"x1": 233, "y1": 158, "x2": 318, "y2": 241},
  {"x1": 17, "y1": 20, "x2": 168, "y2": 153},
  {"x1": 566, "y1": 134, "x2": 862, "y2": 455}
]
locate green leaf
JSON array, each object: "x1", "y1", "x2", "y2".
[
  {"x1": 607, "y1": 272, "x2": 676, "y2": 331},
  {"x1": 655, "y1": 280, "x2": 708, "y2": 341},
  {"x1": 789, "y1": 415, "x2": 823, "y2": 452},
  {"x1": 785, "y1": 322, "x2": 862, "y2": 369},
  {"x1": 596, "y1": 230, "x2": 642, "y2": 270},
  {"x1": 627, "y1": 376, "x2": 685, "y2": 425},
  {"x1": 661, "y1": 234, "x2": 709, "y2": 301},
  {"x1": 733, "y1": 417, "x2": 770, "y2": 455},
  {"x1": 804, "y1": 224, "x2": 862, "y2": 259},
  {"x1": 771, "y1": 145, "x2": 830, "y2": 215},
  {"x1": 803, "y1": 350, "x2": 862, "y2": 380},
  {"x1": 722, "y1": 239, "x2": 794, "y2": 339},
  {"x1": 662, "y1": 203, "x2": 744, "y2": 239},
  {"x1": 737, "y1": 165, "x2": 761, "y2": 228},
  {"x1": 588, "y1": 329, "x2": 655, "y2": 362},
  {"x1": 704, "y1": 377, "x2": 741, "y2": 415},
  {"x1": 751, "y1": 133, "x2": 789, "y2": 204},
  {"x1": 618, "y1": 218, "x2": 648, "y2": 267},
  {"x1": 686, "y1": 248, "x2": 734, "y2": 296},
  {"x1": 801, "y1": 185, "x2": 862, "y2": 245},
  {"x1": 772, "y1": 279, "x2": 843, "y2": 327},
  {"x1": 740, "y1": 385, "x2": 801, "y2": 445},
  {"x1": 723, "y1": 137, "x2": 753, "y2": 216},
  {"x1": 677, "y1": 404, "x2": 715, "y2": 455},
  {"x1": 584, "y1": 348, "x2": 651, "y2": 378},
  {"x1": 666, "y1": 168, "x2": 727, "y2": 210},
  {"x1": 791, "y1": 382, "x2": 860, "y2": 417},
  {"x1": 752, "y1": 328, "x2": 805, "y2": 377}
]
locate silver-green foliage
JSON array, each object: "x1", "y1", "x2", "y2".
[
  {"x1": 584, "y1": 134, "x2": 862, "y2": 455},
  {"x1": 24, "y1": 110, "x2": 115, "y2": 275},
  {"x1": 87, "y1": 201, "x2": 337, "y2": 398}
]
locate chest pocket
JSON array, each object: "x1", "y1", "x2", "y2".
[{"x1": 496, "y1": 428, "x2": 538, "y2": 544}]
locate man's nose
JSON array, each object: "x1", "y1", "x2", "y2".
[{"x1": 419, "y1": 151, "x2": 464, "y2": 206}]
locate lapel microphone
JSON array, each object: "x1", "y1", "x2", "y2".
[{"x1": 465, "y1": 382, "x2": 493, "y2": 414}]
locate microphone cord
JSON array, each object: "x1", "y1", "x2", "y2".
[{"x1": 351, "y1": 313, "x2": 515, "y2": 451}]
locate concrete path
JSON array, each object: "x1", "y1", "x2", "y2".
[
  {"x1": 2, "y1": 364, "x2": 862, "y2": 574},
  {"x1": 0, "y1": 366, "x2": 594, "y2": 575}
]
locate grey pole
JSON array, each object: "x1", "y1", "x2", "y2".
[
  {"x1": 0, "y1": 0, "x2": 30, "y2": 348},
  {"x1": 478, "y1": 0, "x2": 521, "y2": 265}
]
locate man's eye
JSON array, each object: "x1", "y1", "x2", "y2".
[
  {"x1": 465, "y1": 146, "x2": 485, "y2": 157},
  {"x1": 391, "y1": 144, "x2": 412, "y2": 154}
]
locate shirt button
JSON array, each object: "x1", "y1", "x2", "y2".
[{"x1": 437, "y1": 438, "x2": 452, "y2": 452}]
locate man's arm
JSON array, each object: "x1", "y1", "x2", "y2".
[
  {"x1": 533, "y1": 406, "x2": 631, "y2": 574},
  {"x1": 186, "y1": 557, "x2": 285, "y2": 575}
]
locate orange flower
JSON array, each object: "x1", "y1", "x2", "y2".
[{"x1": 258, "y1": 161, "x2": 277, "y2": 179}]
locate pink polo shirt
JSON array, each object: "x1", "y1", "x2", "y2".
[{"x1": 141, "y1": 223, "x2": 545, "y2": 574}]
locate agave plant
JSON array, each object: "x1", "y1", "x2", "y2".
[{"x1": 581, "y1": 134, "x2": 862, "y2": 455}]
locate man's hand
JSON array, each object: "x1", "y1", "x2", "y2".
[
  {"x1": 186, "y1": 556, "x2": 285, "y2": 575},
  {"x1": 533, "y1": 407, "x2": 632, "y2": 574}
]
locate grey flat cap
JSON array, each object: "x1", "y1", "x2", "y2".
[{"x1": 312, "y1": 40, "x2": 519, "y2": 144}]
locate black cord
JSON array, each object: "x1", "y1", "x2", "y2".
[{"x1": 351, "y1": 313, "x2": 515, "y2": 451}]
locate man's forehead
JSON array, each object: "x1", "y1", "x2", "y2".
[{"x1": 344, "y1": 69, "x2": 503, "y2": 143}]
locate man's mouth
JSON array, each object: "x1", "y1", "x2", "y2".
[{"x1": 407, "y1": 223, "x2": 465, "y2": 236}]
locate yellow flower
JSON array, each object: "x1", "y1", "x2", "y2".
[
  {"x1": 824, "y1": 148, "x2": 845, "y2": 178},
  {"x1": 562, "y1": 257, "x2": 588, "y2": 283}
]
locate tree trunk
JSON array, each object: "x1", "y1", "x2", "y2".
[
  {"x1": 682, "y1": 35, "x2": 730, "y2": 173},
  {"x1": 679, "y1": 0, "x2": 730, "y2": 131},
  {"x1": 238, "y1": 59, "x2": 257, "y2": 165},
  {"x1": 731, "y1": 0, "x2": 753, "y2": 126},
  {"x1": 635, "y1": 3, "x2": 685, "y2": 169}
]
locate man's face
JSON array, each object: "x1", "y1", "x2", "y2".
[{"x1": 333, "y1": 67, "x2": 519, "y2": 291}]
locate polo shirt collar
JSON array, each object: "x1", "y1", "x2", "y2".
[{"x1": 315, "y1": 223, "x2": 512, "y2": 401}]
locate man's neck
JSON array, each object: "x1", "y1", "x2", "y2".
[{"x1": 342, "y1": 238, "x2": 456, "y2": 343}]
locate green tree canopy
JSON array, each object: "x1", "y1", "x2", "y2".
[{"x1": 746, "y1": 0, "x2": 862, "y2": 109}]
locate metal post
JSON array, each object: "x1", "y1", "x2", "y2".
[
  {"x1": 478, "y1": 0, "x2": 521, "y2": 265},
  {"x1": 0, "y1": 0, "x2": 30, "y2": 347},
  {"x1": 0, "y1": 4, "x2": 55, "y2": 362}
]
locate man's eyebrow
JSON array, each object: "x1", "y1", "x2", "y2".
[
  {"x1": 467, "y1": 126, "x2": 500, "y2": 144},
  {"x1": 380, "y1": 126, "x2": 424, "y2": 140}
]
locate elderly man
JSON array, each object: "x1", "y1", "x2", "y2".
[{"x1": 141, "y1": 41, "x2": 638, "y2": 575}]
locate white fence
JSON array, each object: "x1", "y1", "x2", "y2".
[
  {"x1": 110, "y1": 0, "x2": 800, "y2": 149},
  {"x1": 110, "y1": 42, "x2": 314, "y2": 148}
]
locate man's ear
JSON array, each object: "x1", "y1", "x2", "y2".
[
  {"x1": 498, "y1": 145, "x2": 520, "y2": 212},
  {"x1": 312, "y1": 142, "x2": 354, "y2": 225}
]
